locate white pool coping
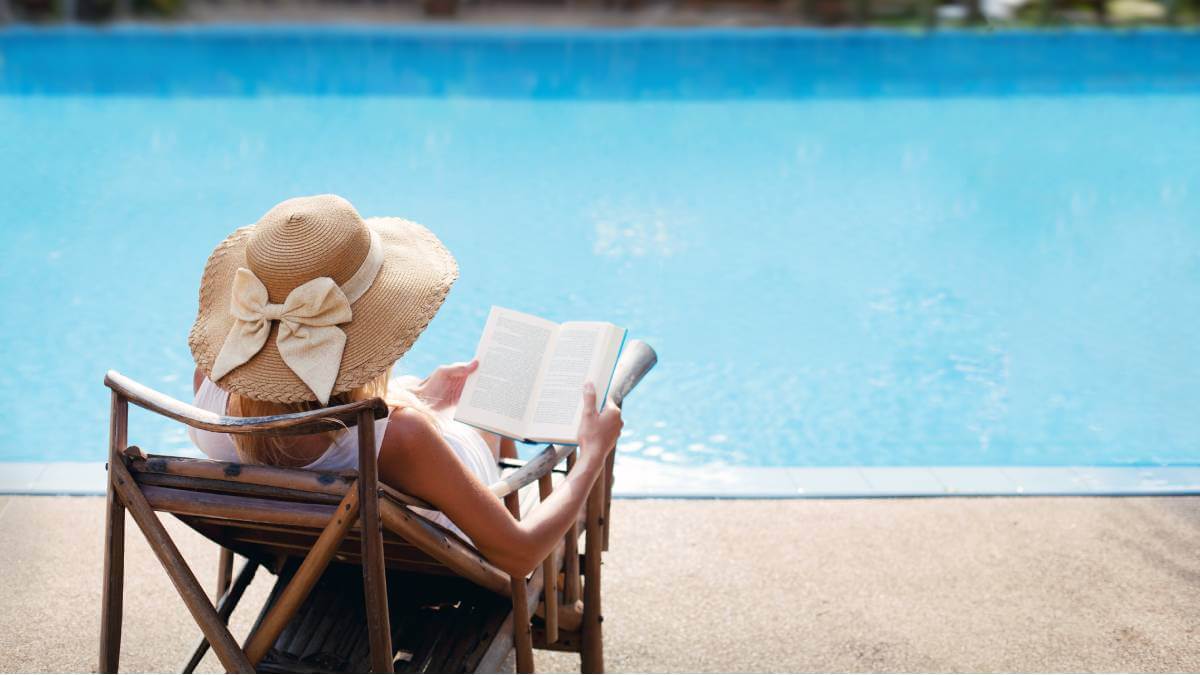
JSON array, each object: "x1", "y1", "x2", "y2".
[{"x1": 3, "y1": 460, "x2": 1200, "y2": 498}]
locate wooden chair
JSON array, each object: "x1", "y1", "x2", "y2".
[{"x1": 98, "y1": 340, "x2": 657, "y2": 674}]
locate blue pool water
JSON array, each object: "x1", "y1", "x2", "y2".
[{"x1": 1, "y1": 28, "x2": 1199, "y2": 468}]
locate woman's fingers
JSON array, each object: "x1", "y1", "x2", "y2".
[
  {"x1": 438, "y1": 359, "x2": 479, "y2": 379},
  {"x1": 581, "y1": 382, "x2": 597, "y2": 416},
  {"x1": 603, "y1": 397, "x2": 621, "y2": 418},
  {"x1": 413, "y1": 360, "x2": 480, "y2": 410}
]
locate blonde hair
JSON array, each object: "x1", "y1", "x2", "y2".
[{"x1": 228, "y1": 367, "x2": 433, "y2": 468}]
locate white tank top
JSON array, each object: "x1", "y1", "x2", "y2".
[{"x1": 187, "y1": 377, "x2": 501, "y2": 541}]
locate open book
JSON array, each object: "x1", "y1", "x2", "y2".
[{"x1": 455, "y1": 306, "x2": 627, "y2": 445}]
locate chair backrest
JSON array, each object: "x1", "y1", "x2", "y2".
[
  {"x1": 121, "y1": 447, "x2": 471, "y2": 575},
  {"x1": 103, "y1": 368, "x2": 495, "y2": 580}
]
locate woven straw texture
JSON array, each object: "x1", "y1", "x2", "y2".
[{"x1": 189, "y1": 196, "x2": 457, "y2": 403}]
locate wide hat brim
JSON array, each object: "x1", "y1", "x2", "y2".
[{"x1": 189, "y1": 217, "x2": 457, "y2": 403}]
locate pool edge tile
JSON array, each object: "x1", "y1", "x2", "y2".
[
  {"x1": 613, "y1": 461, "x2": 799, "y2": 498},
  {"x1": 1069, "y1": 466, "x2": 1200, "y2": 495},
  {"x1": 0, "y1": 463, "x2": 49, "y2": 492},
  {"x1": 859, "y1": 467, "x2": 947, "y2": 496},
  {"x1": 929, "y1": 467, "x2": 1018, "y2": 496},
  {"x1": 1002, "y1": 467, "x2": 1093, "y2": 495},
  {"x1": 29, "y1": 462, "x2": 108, "y2": 495},
  {"x1": 786, "y1": 467, "x2": 874, "y2": 497},
  {"x1": 7, "y1": 462, "x2": 1200, "y2": 498}
]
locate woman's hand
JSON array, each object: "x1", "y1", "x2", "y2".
[
  {"x1": 577, "y1": 382, "x2": 622, "y2": 466},
  {"x1": 411, "y1": 359, "x2": 479, "y2": 412}
]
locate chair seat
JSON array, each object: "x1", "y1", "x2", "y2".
[
  {"x1": 127, "y1": 452, "x2": 513, "y2": 595},
  {"x1": 257, "y1": 562, "x2": 511, "y2": 674}
]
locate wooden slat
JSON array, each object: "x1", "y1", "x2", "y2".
[
  {"x1": 98, "y1": 392, "x2": 127, "y2": 674},
  {"x1": 131, "y1": 454, "x2": 355, "y2": 499},
  {"x1": 224, "y1": 536, "x2": 448, "y2": 573},
  {"x1": 207, "y1": 528, "x2": 447, "y2": 570},
  {"x1": 473, "y1": 612, "x2": 514, "y2": 674},
  {"x1": 141, "y1": 484, "x2": 337, "y2": 529},
  {"x1": 377, "y1": 499, "x2": 510, "y2": 597},
  {"x1": 183, "y1": 516, "x2": 325, "y2": 539},
  {"x1": 135, "y1": 472, "x2": 345, "y2": 506},
  {"x1": 109, "y1": 459, "x2": 253, "y2": 673},
  {"x1": 254, "y1": 564, "x2": 511, "y2": 674},
  {"x1": 104, "y1": 369, "x2": 388, "y2": 436},
  {"x1": 244, "y1": 484, "x2": 361, "y2": 665},
  {"x1": 177, "y1": 512, "x2": 464, "y2": 576},
  {"x1": 131, "y1": 453, "x2": 435, "y2": 509}
]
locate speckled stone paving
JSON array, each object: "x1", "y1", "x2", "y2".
[{"x1": 1, "y1": 496, "x2": 1198, "y2": 673}]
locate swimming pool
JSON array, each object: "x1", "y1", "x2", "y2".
[{"x1": 2, "y1": 28, "x2": 1199, "y2": 485}]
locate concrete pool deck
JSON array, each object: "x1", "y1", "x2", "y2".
[{"x1": 2, "y1": 496, "x2": 1199, "y2": 672}]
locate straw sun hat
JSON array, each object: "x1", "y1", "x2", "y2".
[{"x1": 189, "y1": 194, "x2": 458, "y2": 405}]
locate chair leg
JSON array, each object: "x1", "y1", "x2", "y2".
[
  {"x1": 216, "y1": 547, "x2": 234, "y2": 599},
  {"x1": 504, "y1": 492, "x2": 535, "y2": 674},
  {"x1": 108, "y1": 459, "x2": 254, "y2": 673},
  {"x1": 538, "y1": 474, "x2": 559, "y2": 645},
  {"x1": 602, "y1": 452, "x2": 615, "y2": 552},
  {"x1": 183, "y1": 559, "x2": 259, "y2": 673},
  {"x1": 581, "y1": 469, "x2": 606, "y2": 674},
  {"x1": 98, "y1": 393, "x2": 127, "y2": 674},
  {"x1": 357, "y1": 409, "x2": 393, "y2": 674},
  {"x1": 563, "y1": 452, "x2": 582, "y2": 605}
]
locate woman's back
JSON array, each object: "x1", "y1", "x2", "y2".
[{"x1": 188, "y1": 375, "x2": 500, "y2": 540}]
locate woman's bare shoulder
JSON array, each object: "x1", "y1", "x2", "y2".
[{"x1": 382, "y1": 406, "x2": 442, "y2": 455}]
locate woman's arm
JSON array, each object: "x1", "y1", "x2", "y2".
[{"x1": 377, "y1": 383, "x2": 621, "y2": 579}]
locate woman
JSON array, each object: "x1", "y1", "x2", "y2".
[{"x1": 186, "y1": 194, "x2": 622, "y2": 579}]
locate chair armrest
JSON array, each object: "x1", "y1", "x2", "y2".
[
  {"x1": 498, "y1": 457, "x2": 569, "y2": 475},
  {"x1": 487, "y1": 340, "x2": 657, "y2": 499},
  {"x1": 104, "y1": 369, "x2": 388, "y2": 436}
]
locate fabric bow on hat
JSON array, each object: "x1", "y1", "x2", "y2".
[{"x1": 210, "y1": 268, "x2": 353, "y2": 405}]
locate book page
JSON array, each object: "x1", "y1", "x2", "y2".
[
  {"x1": 527, "y1": 321, "x2": 624, "y2": 443},
  {"x1": 456, "y1": 307, "x2": 557, "y2": 439}
]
